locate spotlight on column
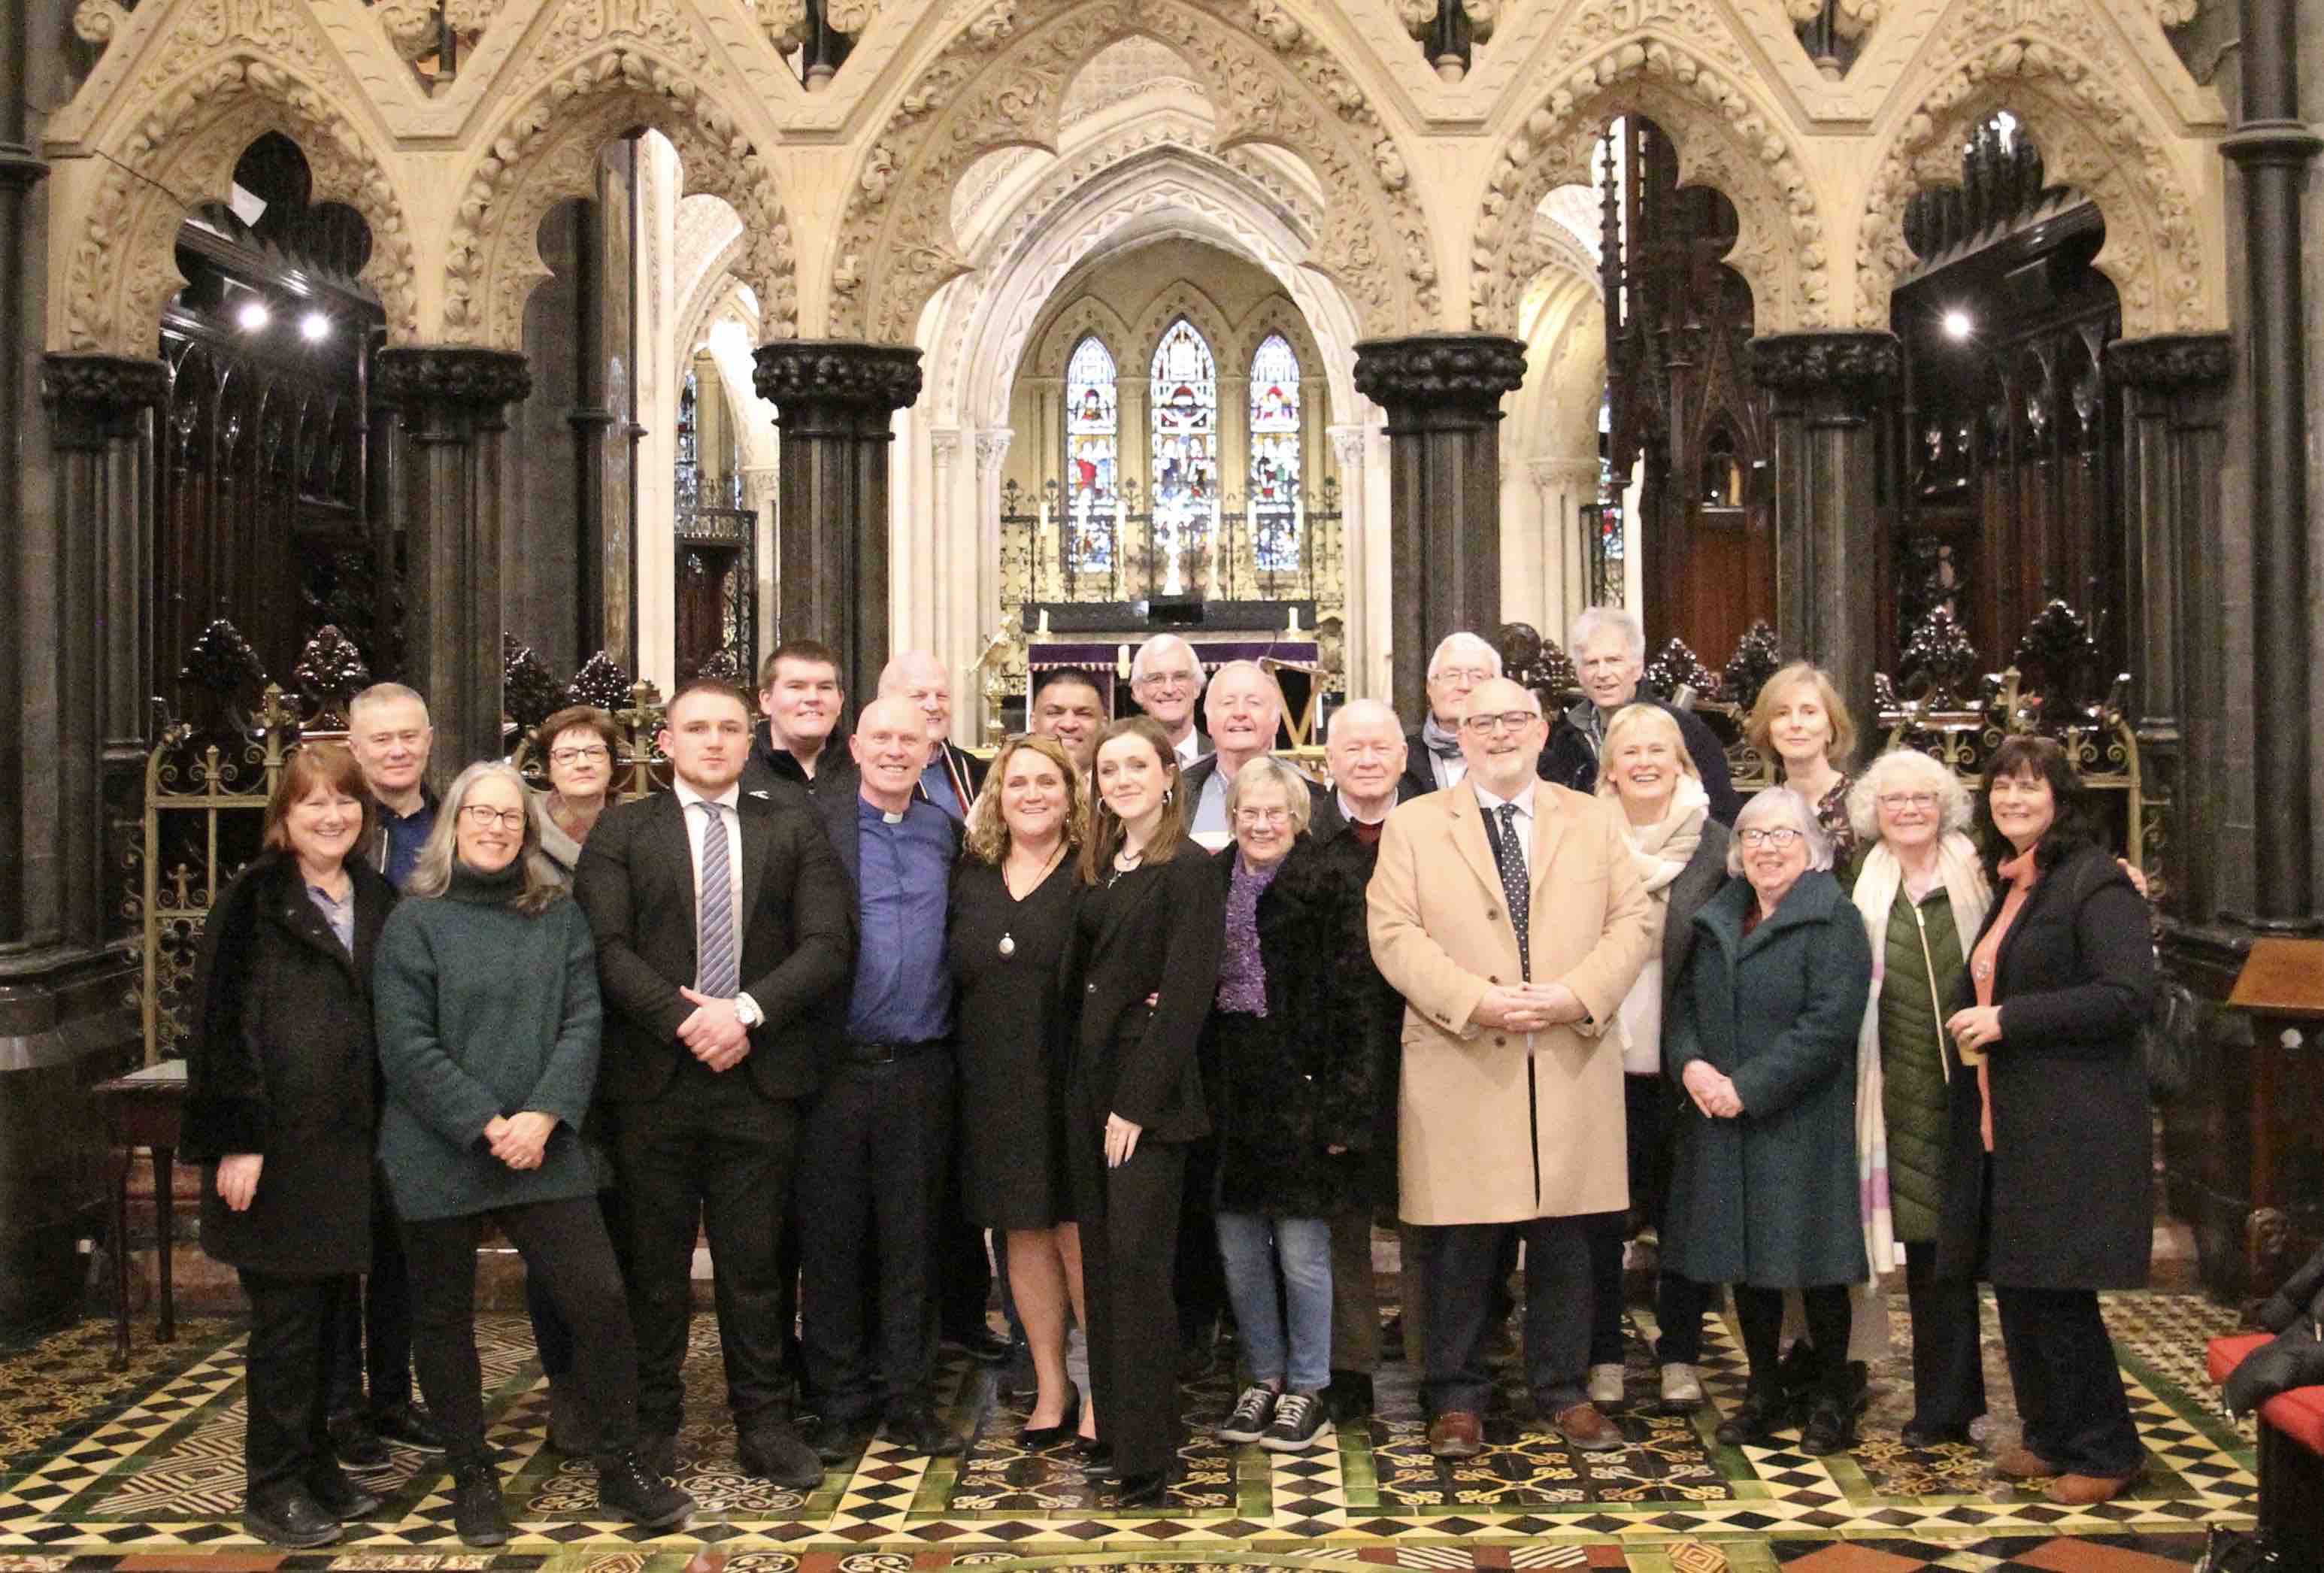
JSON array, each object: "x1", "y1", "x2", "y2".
[
  {"x1": 299, "y1": 311, "x2": 331, "y2": 344},
  {"x1": 1942, "y1": 309, "x2": 1974, "y2": 342},
  {"x1": 236, "y1": 300, "x2": 271, "y2": 332}
]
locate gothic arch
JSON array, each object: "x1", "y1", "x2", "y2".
[
  {"x1": 1227, "y1": 299, "x2": 1326, "y2": 397},
  {"x1": 446, "y1": 45, "x2": 799, "y2": 350},
  {"x1": 1030, "y1": 299, "x2": 1135, "y2": 381},
  {"x1": 1853, "y1": 37, "x2": 2217, "y2": 338},
  {"x1": 63, "y1": 56, "x2": 420, "y2": 353},
  {"x1": 1127, "y1": 280, "x2": 1233, "y2": 379},
  {"x1": 1469, "y1": 35, "x2": 1830, "y2": 337},
  {"x1": 829, "y1": 0, "x2": 1433, "y2": 345}
]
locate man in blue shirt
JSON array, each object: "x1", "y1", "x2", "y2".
[{"x1": 801, "y1": 697, "x2": 965, "y2": 1460}]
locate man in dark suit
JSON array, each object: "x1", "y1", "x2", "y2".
[
  {"x1": 799, "y1": 698, "x2": 968, "y2": 1460},
  {"x1": 574, "y1": 677, "x2": 854, "y2": 1488},
  {"x1": 1130, "y1": 633, "x2": 1210, "y2": 768},
  {"x1": 1537, "y1": 608, "x2": 1741, "y2": 823},
  {"x1": 1178, "y1": 660, "x2": 1327, "y2": 847},
  {"x1": 1029, "y1": 666, "x2": 1106, "y2": 779},
  {"x1": 1401, "y1": 633, "x2": 1501, "y2": 799},
  {"x1": 746, "y1": 639, "x2": 859, "y2": 800}
]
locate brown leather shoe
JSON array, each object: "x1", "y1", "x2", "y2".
[
  {"x1": 2047, "y1": 1470, "x2": 2138, "y2": 1505},
  {"x1": 1994, "y1": 1443, "x2": 2061, "y2": 1479},
  {"x1": 1555, "y1": 1401, "x2": 1625, "y2": 1453},
  {"x1": 1427, "y1": 1411, "x2": 1483, "y2": 1459}
]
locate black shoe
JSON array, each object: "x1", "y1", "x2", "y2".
[
  {"x1": 1775, "y1": 1340, "x2": 1820, "y2": 1405},
  {"x1": 883, "y1": 1402, "x2": 963, "y2": 1457},
  {"x1": 944, "y1": 1324, "x2": 1013, "y2": 1365},
  {"x1": 1074, "y1": 1435, "x2": 1114, "y2": 1475},
  {"x1": 1001, "y1": 1337, "x2": 1038, "y2": 1400},
  {"x1": 1901, "y1": 1418, "x2": 1974, "y2": 1448},
  {"x1": 1714, "y1": 1384, "x2": 1792, "y2": 1448},
  {"x1": 448, "y1": 1460, "x2": 511, "y2": 1548},
  {"x1": 637, "y1": 1431, "x2": 679, "y2": 1481},
  {"x1": 1017, "y1": 1384, "x2": 1083, "y2": 1448},
  {"x1": 1799, "y1": 1391, "x2": 1859, "y2": 1456},
  {"x1": 1112, "y1": 1468, "x2": 1171, "y2": 1510},
  {"x1": 738, "y1": 1422, "x2": 824, "y2": 1489},
  {"x1": 304, "y1": 1462, "x2": 382, "y2": 1522},
  {"x1": 1327, "y1": 1370, "x2": 1375, "y2": 1423},
  {"x1": 598, "y1": 1450, "x2": 695, "y2": 1529},
  {"x1": 327, "y1": 1410, "x2": 389, "y2": 1469},
  {"x1": 372, "y1": 1400, "x2": 447, "y2": 1453},
  {"x1": 804, "y1": 1412, "x2": 873, "y2": 1465},
  {"x1": 544, "y1": 1374, "x2": 593, "y2": 1456},
  {"x1": 241, "y1": 1485, "x2": 342, "y2": 1548}
]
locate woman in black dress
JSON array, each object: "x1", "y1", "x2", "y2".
[
  {"x1": 950, "y1": 734, "x2": 1090, "y2": 1447},
  {"x1": 1064, "y1": 716, "x2": 1225, "y2": 1509}
]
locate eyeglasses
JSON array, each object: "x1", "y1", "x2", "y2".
[
  {"x1": 1877, "y1": 791, "x2": 1939, "y2": 811},
  {"x1": 549, "y1": 745, "x2": 611, "y2": 765},
  {"x1": 1459, "y1": 711, "x2": 1539, "y2": 735},
  {"x1": 1134, "y1": 668, "x2": 1199, "y2": 692},
  {"x1": 1432, "y1": 665, "x2": 1495, "y2": 686},
  {"x1": 1738, "y1": 827, "x2": 1803, "y2": 849},
  {"x1": 1235, "y1": 806, "x2": 1291, "y2": 827},
  {"x1": 459, "y1": 804, "x2": 528, "y2": 831}
]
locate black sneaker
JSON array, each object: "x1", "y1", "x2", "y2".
[
  {"x1": 598, "y1": 1450, "x2": 695, "y2": 1529},
  {"x1": 241, "y1": 1485, "x2": 341, "y2": 1548},
  {"x1": 1217, "y1": 1384, "x2": 1279, "y2": 1444},
  {"x1": 803, "y1": 1412, "x2": 873, "y2": 1465},
  {"x1": 447, "y1": 1460, "x2": 511, "y2": 1548},
  {"x1": 883, "y1": 1403, "x2": 963, "y2": 1458},
  {"x1": 327, "y1": 1410, "x2": 389, "y2": 1469},
  {"x1": 1259, "y1": 1390, "x2": 1333, "y2": 1453},
  {"x1": 373, "y1": 1400, "x2": 447, "y2": 1453},
  {"x1": 738, "y1": 1422, "x2": 824, "y2": 1489},
  {"x1": 304, "y1": 1462, "x2": 382, "y2": 1522},
  {"x1": 637, "y1": 1431, "x2": 679, "y2": 1481}
]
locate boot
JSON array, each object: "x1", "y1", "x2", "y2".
[
  {"x1": 1714, "y1": 1380, "x2": 1791, "y2": 1448},
  {"x1": 598, "y1": 1449, "x2": 695, "y2": 1529},
  {"x1": 1799, "y1": 1368, "x2": 1860, "y2": 1456},
  {"x1": 447, "y1": 1458, "x2": 511, "y2": 1548}
]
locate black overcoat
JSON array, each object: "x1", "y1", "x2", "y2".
[
  {"x1": 181, "y1": 850, "x2": 397, "y2": 1277},
  {"x1": 1935, "y1": 842, "x2": 2156, "y2": 1290}
]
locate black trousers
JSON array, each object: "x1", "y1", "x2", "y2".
[
  {"x1": 938, "y1": 1162, "x2": 995, "y2": 1341},
  {"x1": 325, "y1": 1167, "x2": 413, "y2": 1417},
  {"x1": 1653, "y1": 1272, "x2": 1720, "y2": 1365},
  {"x1": 1734, "y1": 1282, "x2": 1849, "y2": 1390},
  {"x1": 1904, "y1": 1238, "x2": 1986, "y2": 1430},
  {"x1": 404, "y1": 1196, "x2": 639, "y2": 1463},
  {"x1": 1418, "y1": 1215, "x2": 1591, "y2": 1417},
  {"x1": 617, "y1": 1065, "x2": 802, "y2": 1435},
  {"x1": 1585, "y1": 1211, "x2": 1630, "y2": 1368},
  {"x1": 798, "y1": 1050, "x2": 953, "y2": 1420},
  {"x1": 1995, "y1": 1284, "x2": 2143, "y2": 1477},
  {"x1": 526, "y1": 1185, "x2": 627, "y2": 1380},
  {"x1": 239, "y1": 1268, "x2": 344, "y2": 1497},
  {"x1": 1071, "y1": 1126, "x2": 1186, "y2": 1478}
]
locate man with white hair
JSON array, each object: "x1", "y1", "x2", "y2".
[
  {"x1": 1401, "y1": 632, "x2": 1501, "y2": 797},
  {"x1": 1539, "y1": 608, "x2": 1741, "y2": 823},
  {"x1": 877, "y1": 650, "x2": 987, "y2": 821},
  {"x1": 1178, "y1": 660, "x2": 1329, "y2": 848},
  {"x1": 1131, "y1": 635, "x2": 1211, "y2": 768}
]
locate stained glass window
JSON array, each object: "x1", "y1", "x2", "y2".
[
  {"x1": 1149, "y1": 319, "x2": 1217, "y2": 591},
  {"x1": 1063, "y1": 335, "x2": 1118, "y2": 574},
  {"x1": 1247, "y1": 333, "x2": 1301, "y2": 572},
  {"x1": 675, "y1": 367, "x2": 700, "y2": 509}
]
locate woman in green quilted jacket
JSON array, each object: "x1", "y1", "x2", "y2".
[{"x1": 1843, "y1": 749, "x2": 1991, "y2": 1447}]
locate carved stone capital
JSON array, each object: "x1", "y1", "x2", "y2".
[
  {"x1": 1529, "y1": 456, "x2": 1600, "y2": 491},
  {"x1": 2106, "y1": 333, "x2": 2232, "y2": 392},
  {"x1": 752, "y1": 339, "x2": 924, "y2": 420},
  {"x1": 929, "y1": 427, "x2": 962, "y2": 468},
  {"x1": 974, "y1": 429, "x2": 1014, "y2": 480},
  {"x1": 41, "y1": 353, "x2": 171, "y2": 449},
  {"x1": 374, "y1": 347, "x2": 534, "y2": 441},
  {"x1": 0, "y1": 145, "x2": 50, "y2": 195},
  {"x1": 1747, "y1": 332, "x2": 1901, "y2": 400},
  {"x1": 1327, "y1": 423, "x2": 1368, "y2": 473},
  {"x1": 1353, "y1": 334, "x2": 1527, "y2": 422}
]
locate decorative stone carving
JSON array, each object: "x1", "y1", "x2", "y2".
[
  {"x1": 290, "y1": 626, "x2": 374, "y2": 729},
  {"x1": 179, "y1": 617, "x2": 270, "y2": 705},
  {"x1": 1748, "y1": 330, "x2": 1901, "y2": 399},
  {"x1": 750, "y1": 338, "x2": 924, "y2": 413},
  {"x1": 1351, "y1": 332, "x2": 1526, "y2": 410},
  {"x1": 1893, "y1": 604, "x2": 1979, "y2": 709},
  {"x1": 374, "y1": 346, "x2": 535, "y2": 434},
  {"x1": 40, "y1": 353, "x2": 172, "y2": 447},
  {"x1": 974, "y1": 429, "x2": 1014, "y2": 478},
  {"x1": 2106, "y1": 332, "x2": 2232, "y2": 392}
]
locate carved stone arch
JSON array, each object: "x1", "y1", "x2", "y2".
[
  {"x1": 829, "y1": 0, "x2": 1434, "y2": 344},
  {"x1": 447, "y1": 46, "x2": 799, "y2": 350},
  {"x1": 1229, "y1": 299, "x2": 1326, "y2": 402},
  {"x1": 1470, "y1": 35, "x2": 1830, "y2": 338},
  {"x1": 1853, "y1": 39, "x2": 2214, "y2": 338},
  {"x1": 65, "y1": 56, "x2": 421, "y2": 353},
  {"x1": 1031, "y1": 298, "x2": 1135, "y2": 382},
  {"x1": 676, "y1": 237, "x2": 750, "y2": 366},
  {"x1": 1129, "y1": 280, "x2": 1233, "y2": 382}
]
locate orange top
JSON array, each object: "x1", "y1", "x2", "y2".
[{"x1": 1966, "y1": 844, "x2": 2041, "y2": 1152}]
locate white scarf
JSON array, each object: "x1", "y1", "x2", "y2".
[{"x1": 1606, "y1": 777, "x2": 1709, "y2": 1073}]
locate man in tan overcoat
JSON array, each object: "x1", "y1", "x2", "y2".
[{"x1": 1368, "y1": 676, "x2": 1655, "y2": 1459}]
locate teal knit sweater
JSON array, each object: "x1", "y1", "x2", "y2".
[{"x1": 374, "y1": 862, "x2": 602, "y2": 1222}]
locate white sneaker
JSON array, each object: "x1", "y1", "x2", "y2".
[
  {"x1": 1588, "y1": 1362, "x2": 1626, "y2": 1406},
  {"x1": 1660, "y1": 1362, "x2": 1703, "y2": 1405}
]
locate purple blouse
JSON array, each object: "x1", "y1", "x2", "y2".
[{"x1": 1215, "y1": 853, "x2": 1285, "y2": 1015}]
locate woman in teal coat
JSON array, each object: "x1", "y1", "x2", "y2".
[
  {"x1": 374, "y1": 762, "x2": 690, "y2": 1547},
  {"x1": 1664, "y1": 789, "x2": 1874, "y2": 1453}
]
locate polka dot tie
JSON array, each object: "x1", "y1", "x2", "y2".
[{"x1": 1489, "y1": 803, "x2": 1532, "y2": 982}]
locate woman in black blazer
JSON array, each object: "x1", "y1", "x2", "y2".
[
  {"x1": 1937, "y1": 735, "x2": 2156, "y2": 1505},
  {"x1": 1062, "y1": 715, "x2": 1225, "y2": 1509}
]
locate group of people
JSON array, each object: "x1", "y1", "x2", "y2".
[{"x1": 180, "y1": 607, "x2": 2162, "y2": 1550}]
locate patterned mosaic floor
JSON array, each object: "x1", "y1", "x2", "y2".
[{"x1": 0, "y1": 1291, "x2": 2261, "y2": 1572}]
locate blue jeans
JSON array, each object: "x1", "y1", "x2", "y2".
[{"x1": 1214, "y1": 1212, "x2": 1333, "y2": 1393}]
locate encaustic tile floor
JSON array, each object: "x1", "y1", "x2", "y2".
[{"x1": 0, "y1": 1290, "x2": 2260, "y2": 1573}]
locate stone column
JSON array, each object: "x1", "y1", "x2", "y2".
[
  {"x1": 751, "y1": 339, "x2": 923, "y2": 708},
  {"x1": 374, "y1": 347, "x2": 534, "y2": 780},
  {"x1": 2107, "y1": 335, "x2": 2232, "y2": 923},
  {"x1": 1352, "y1": 333, "x2": 1528, "y2": 720},
  {"x1": 1749, "y1": 331, "x2": 1900, "y2": 735},
  {"x1": 741, "y1": 462, "x2": 779, "y2": 666},
  {"x1": 1327, "y1": 423, "x2": 1371, "y2": 697},
  {"x1": 0, "y1": 0, "x2": 51, "y2": 962}
]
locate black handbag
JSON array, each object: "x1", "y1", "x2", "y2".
[
  {"x1": 2141, "y1": 976, "x2": 2201, "y2": 1098},
  {"x1": 2195, "y1": 1523, "x2": 2284, "y2": 1571}
]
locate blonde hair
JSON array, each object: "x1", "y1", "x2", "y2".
[
  {"x1": 1224, "y1": 755, "x2": 1315, "y2": 836},
  {"x1": 406, "y1": 761, "x2": 568, "y2": 916},
  {"x1": 1747, "y1": 661, "x2": 1857, "y2": 774},
  {"x1": 963, "y1": 735, "x2": 1088, "y2": 865},
  {"x1": 1594, "y1": 702, "x2": 1700, "y2": 796}
]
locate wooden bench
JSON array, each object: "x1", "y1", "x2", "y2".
[{"x1": 2209, "y1": 1332, "x2": 2324, "y2": 1566}]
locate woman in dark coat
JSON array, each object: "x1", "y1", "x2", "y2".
[
  {"x1": 1938, "y1": 735, "x2": 2156, "y2": 1505},
  {"x1": 1664, "y1": 788, "x2": 1873, "y2": 1454},
  {"x1": 1062, "y1": 716, "x2": 1226, "y2": 1509},
  {"x1": 182, "y1": 744, "x2": 397, "y2": 1549},
  {"x1": 1206, "y1": 758, "x2": 1377, "y2": 1456}
]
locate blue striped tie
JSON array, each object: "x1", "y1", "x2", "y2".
[{"x1": 696, "y1": 802, "x2": 739, "y2": 999}]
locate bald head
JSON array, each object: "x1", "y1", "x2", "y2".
[
  {"x1": 1326, "y1": 699, "x2": 1407, "y2": 817},
  {"x1": 852, "y1": 695, "x2": 937, "y2": 813},
  {"x1": 878, "y1": 650, "x2": 953, "y2": 743},
  {"x1": 1204, "y1": 660, "x2": 1284, "y2": 771}
]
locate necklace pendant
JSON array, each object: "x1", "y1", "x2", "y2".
[{"x1": 998, "y1": 932, "x2": 1016, "y2": 959}]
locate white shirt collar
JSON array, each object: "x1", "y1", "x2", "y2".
[
  {"x1": 1338, "y1": 789, "x2": 1394, "y2": 826},
  {"x1": 1469, "y1": 778, "x2": 1536, "y2": 819},
  {"x1": 1173, "y1": 729, "x2": 1201, "y2": 766},
  {"x1": 674, "y1": 778, "x2": 741, "y2": 812}
]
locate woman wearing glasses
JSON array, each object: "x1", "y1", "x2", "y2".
[
  {"x1": 1841, "y1": 750, "x2": 1992, "y2": 1447},
  {"x1": 1663, "y1": 789, "x2": 1873, "y2": 1454},
  {"x1": 375, "y1": 762, "x2": 691, "y2": 1544}
]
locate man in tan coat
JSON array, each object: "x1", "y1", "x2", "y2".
[{"x1": 1368, "y1": 677, "x2": 1655, "y2": 1459}]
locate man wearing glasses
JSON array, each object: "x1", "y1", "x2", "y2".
[
  {"x1": 1368, "y1": 677, "x2": 1654, "y2": 1462},
  {"x1": 1130, "y1": 635, "x2": 1210, "y2": 767}
]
